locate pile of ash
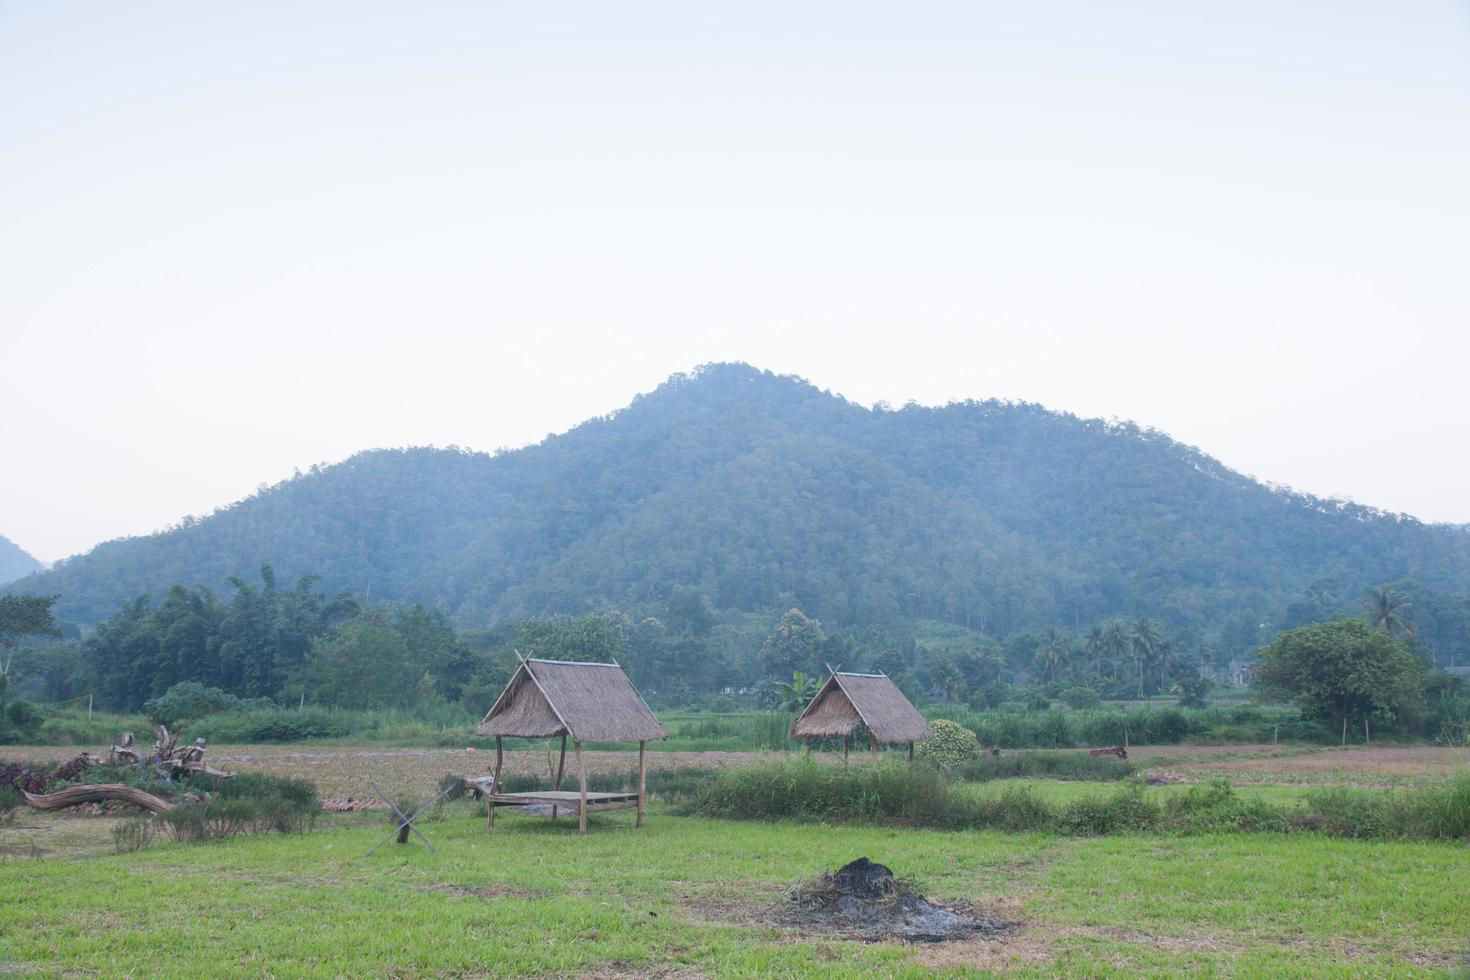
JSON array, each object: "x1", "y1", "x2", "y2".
[{"x1": 779, "y1": 857, "x2": 1013, "y2": 943}]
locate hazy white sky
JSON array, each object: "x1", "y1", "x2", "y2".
[{"x1": 3, "y1": 1, "x2": 1468, "y2": 563}]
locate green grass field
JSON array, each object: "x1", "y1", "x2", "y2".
[{"x1": 3, "y1": 806, "x2": 1467, "y2": 977}]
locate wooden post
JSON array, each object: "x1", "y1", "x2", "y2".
[
  {"x1": 1364, "y1": 717, "x2": 1370, "y2": 744},
  {"x1": 871, "y1": 731, "x2": 879, "y2": 765},
  {"x1": 843, "y1": 734, "x2": 850, "y2": 768},
  {"x1": 488, "y1": 736, "x2": 503, "y2": 829},
  {"x1": 552, "y1": 733, "x2": 567, "y2": 820},
  {"x1": 575, "y1": 740, "x2": 588, "y2": 835},
  {"x1": 908, "y1": 740, "x2": 914, "y2": 763},
  {"x1": 636, "y1": 740, "x2": 646, "y2": 828}
]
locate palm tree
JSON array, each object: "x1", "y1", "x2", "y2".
[
  {"x1": 1083, "y1": 625, "x2": 1107, "y2": 681},
  {"x1": 1363, "y1": 585, "x2": 1416, "y2": 639},
  {"x1": 1105, "y1": 620, "x2": 1123, "y2": 681},
  {"x1": 1129, "y1": 618, "x2": 1163, "y2": 699},
  {"x1": 929, "y1": 658, "x2": 967, "y2": 703},
  {"x1": 1033, "y1": 628, "x2": 1070, "y2": 683}
]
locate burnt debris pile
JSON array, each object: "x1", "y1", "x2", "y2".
[{"x1": 780, "y1": 857, "x2": 1013, "y2": 943}]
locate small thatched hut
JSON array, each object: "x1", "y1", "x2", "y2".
[
  {"x1": 789, "y1": 670, "x2": 933, "y2": 762},
  {"x1": 474, "y1": 657, "x2": 668, "y2": 834}
]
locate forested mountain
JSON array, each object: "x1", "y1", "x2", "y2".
[
  {"x1": 9, "y1": 364, "x2": 1470, "y2": 659},
  {"x1": 0, "y1": 535, "x2": 44, "y2": 586}
]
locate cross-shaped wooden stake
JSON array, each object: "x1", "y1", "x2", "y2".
[{"x1": 364, "y1": 779, "x2": 459, "y2": 856}]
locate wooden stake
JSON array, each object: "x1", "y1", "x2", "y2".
[
  {"x1": 488, "y1": 736, "x2": 503, "y2": 829},
  {"x1": 908, "y1": 741, "x2": 914, "y2": 763},
  {"x1": 843, "y1": 734, "x2": 850, "y2": 768},
  {"x1": 1364, "y1": 716, "x2": 1370, "y2": 744},
  {"x1": 553, "y1": 733, "x2": 567, "y2": 820},
  {"x1": 871, "y1": 733, "x2": 879, "y2": 765},
  {"x1": 575, "y1": 740, "x2": 588, "y2": 835},
  {"x1": 636, "y1": 741, "x2": 646, "y2": 828}
]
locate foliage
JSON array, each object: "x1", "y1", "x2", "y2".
[
  {"x1": 913, "y1": 718, "x2": 981, "y2": 770},
  {"x1": 143, "y1": 681, "x2": 271, "y2": 726},
  {"x1": 1059, "y1": 686, "x2": 1101, "y2": 710},
  {"x1": 689, "y1": 760, "x2": 1470, "y2": 841},
  {"x1": 17, "y1": 364, "x2": 1470, "y2": 678},
  {"x1": 770, "y1": 670, "x2": 818, "y2": 712},
  {"x1": 1254, "y1": 620, "x2": 1426, "y2": 735}
]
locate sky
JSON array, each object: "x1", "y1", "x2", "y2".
[{"x1": 3, "y1": 1, "x2": 1468, "y2": 563}]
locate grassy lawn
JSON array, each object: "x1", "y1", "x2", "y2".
[{"x1": 3, "y1": 808, "x2": 1466, "y2": 977}]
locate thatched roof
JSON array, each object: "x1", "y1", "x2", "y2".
[
  {"x1": 788, "y1": 671, "x2": 933, "y2": 744},
  {"x1": 475, "y1": 658, "x2": 668, "y2": 743}
]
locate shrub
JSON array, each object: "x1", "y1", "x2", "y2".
[
  {"x1": 1161, "y1": 781, "x2": 1286, "y2": 833},
  {"x1": 1060, "y1": 687, "x2": 1102, "y2": 710},
  {"x1": 915, "y1": 719, "x2": 981, "y2": 770},
  {"x1": 213, "y1": 773, "x2": 319, "y2": 833},
  {"x1": 1056, "y1": 783, "x2": 1160, "y2": 835},
  {"x1": 143, "y1": 682, "x2": 271, "y2": 727},
  {"x1": 112, "y1": 816, "x2": 154, "y2": 853},
  {"x1": 192, "y1": 708, "x2": 351, "y2": 743}
]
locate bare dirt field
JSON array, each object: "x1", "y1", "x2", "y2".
[{"x1": 1125, "y1": 742, "x2": 1470, "y2": 787}]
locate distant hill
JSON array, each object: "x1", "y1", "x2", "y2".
[
  {"x1": 0, "y1": 535, "x2": 44, "y2": 586},
  {"x1": 9, "y1": 364, "x2": 1470, "y2": 652}
]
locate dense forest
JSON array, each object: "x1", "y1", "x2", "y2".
[
  {"x1": 8, "y1": 364, "x2": 1470, "y2": 671},
  {"x1": 0, "y1": 536, "x2": 43, "y2": 587}
]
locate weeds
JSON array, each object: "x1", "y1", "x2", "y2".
[{"x1": 687, "y1": 760, "x2": 1470, "y2": 841}]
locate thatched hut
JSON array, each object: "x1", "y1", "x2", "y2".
[
  {"x1": 473, "y1": 657, "x2": 668, "y2": 834},
  {"x1": 789, "y1": 670, "x2": 933, "y2": 762}
]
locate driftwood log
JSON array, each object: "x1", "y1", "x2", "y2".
[{"x1": 22, "y1": 784, "x2": 174, "y2": 813}]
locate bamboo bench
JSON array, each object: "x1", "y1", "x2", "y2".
[{"x1": 467, "y1": 778, "x2": 642, "y2": 833}]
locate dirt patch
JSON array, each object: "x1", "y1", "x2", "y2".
[{"x1": 779, "y1": 858, "x2": 1017, "y2": 943}]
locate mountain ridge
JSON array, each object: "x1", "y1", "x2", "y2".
[
  {"x1": 0, "y1": 534, "x2": 45, "y2": 587},
  {"x1": 8, "y1": 363, "x2": 1469, "y2": 652}
]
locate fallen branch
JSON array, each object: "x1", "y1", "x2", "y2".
[{"x1": 22, "y1": 784, "x2": 174, "y2": 813}]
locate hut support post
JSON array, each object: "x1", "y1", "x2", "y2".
[
  {"x1": 575, "y1": 740, "x2": 588, "y2": 836},
  {"x1": 871, "y1": 732, "x2": 879, "y2": 765},
  {"x1": 842, "y1": 734, "x2": 850, "y2": 768},
  {"x1": 552, "y1": 733, "x2": 567, "y2": 820},
  {"x1": 636, "y1": 741, "x2": 646, "y2": 828},
  {"x1": 908, "y1": 741, "x2": 914, "y2": 763},
  {"x1": 488, "y1": 736, "x2": 503, "y2": 829}
]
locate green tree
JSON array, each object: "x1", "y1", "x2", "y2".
[
  {"x1": 1129, "y1": 618, "x2": 1163, "y2": 697},
  {"x1": 1254, "y1": 620, "x2": 1426, "y2": 741},
  {"x1": 1362, "y1": 585, "x2": 1416, "y2": 639},
  {"x1": 0, "y1": 594, "x2": 61, "y2": 683},
  {"x1": 303, "y1": 612, "x2": 416, "y2": 709},
  {"x1": 1032, "y1": 628, "x2": 1070, "y2": 683},
  {"x1": 756, "y1": 608, "x2": 826, "y2": 680},
  {"x1": 929, "y1": 657, "x2": 967, "y2": 703},
  {"x1": 1083, "y1": 625, "x2": 1107, "y2": 681},
  {"x1": 772, "y1": 670, "x2": 819, "y2": 712}
]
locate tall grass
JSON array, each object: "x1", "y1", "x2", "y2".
[{"x1": 685, "y1": 760, "x2": 1470, "y2": 841}]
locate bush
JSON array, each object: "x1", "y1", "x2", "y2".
[
  {"x1": 915, "y1": 719, "x2": 981, "y2": 770},
  {"x1": 1060, "y1": 687, "x2": 1102, "y2": 710},
  {"x1": 192, "y1": 708, "x2": 351, "y2": 743},
  {"x1": 685, "y1": 760, "x2": 1470, "y2": 842},
  {"x1": 1295, "y1": 774, "x2": 1470, "y2": 841},
  {"x1": 112, "y1": 816, "x2": 154, "y2": 853},
  {"x1": 1056, "y1": 783, "x2": 1160, "y2": 835},
  {"x1": 143, "y1": 682, "x2": 272, "y2": 726},
  {"x1": 1161, "y1": 781, "x2": 1286, "y2": 833}
]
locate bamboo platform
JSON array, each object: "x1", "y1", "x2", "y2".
[{"x1": 467, "y1": 778, "x2": 642, "y2": 833}]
